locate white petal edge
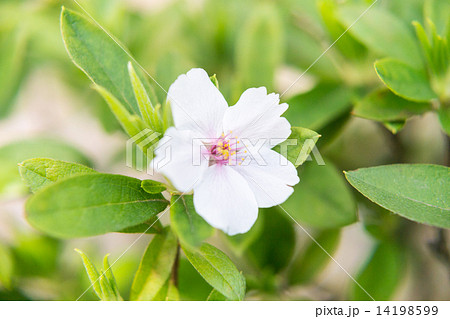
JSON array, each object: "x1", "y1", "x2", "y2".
[
  {"x1": 167, "y1": 68, "x2": 228, "y2": 138},
  {"x1": 193, "y1": 165, "x2": 258, "y2": 235},
  {"x1": 233, "y1": 147, "x2": 299, "y2": 208},
  {"x1": 223, "y1": 87, "x2": 291, "y2": 145},
  {"x1": 152, "y1": 127, "x2": 208, "y2": 192}
]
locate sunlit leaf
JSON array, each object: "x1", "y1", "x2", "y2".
[
  {"x1": 19, "y1": 158, "x2": 96, "y2": 193},
  {"x1": 130, "y1": 228, "x2": 178, "y2": 301}
]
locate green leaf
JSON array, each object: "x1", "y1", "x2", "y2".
[
  {"x1": 353, "y1": 88, "x2": 431, "y2": 122},
  {"x1": 128, "y1": 62, "x2": 161, "y2": 132},
  {"x1": 438, "y1": 105, "x2": 450, "y2": 135},
  {"x1": 273, "y1": 127, "x2": 320, "y2": 168},
  {"x1": 0, "y1": 138, "x2": 91, "y2": 198},
  {"x1": 235, "y1": 4, "x2": 282, "y2": 92},
  {"x1": 424, "y1": 0, "x2": 450, "y2": 35},
  {"x1": 103, "y1": 254, "x2": 122, "y2": 300},
  {"x1": 338, "y1": 5, "x2": 422, "y2": 65},
  {"x1": 0, "y1": 243, "x2": 14, "y2": 289},
  {"x1": 130, "y1": 228, "x2": 178, "y2": 301},
  {"x1": 60, "y1": 7, "x2": 150, "y2": 115},
  {"x1": 117, "y1": 218, "x2": 163, "y2": 234},
  {"x1": 75, "y1": 249, "x2": 103, "y2": 300},
  {"x1": 19, "y1": 158, "x2": 96, "y2": 193},
  {"x1": 350, "y1": 242, "x2": 405, "y2": 301},
  {"x1": 246, "y1": 208, "x2": 296, "y2": 273},
  {"x1": 182, "y1": 243, "x2": 246, "y2": 301},
  {"x1": 288, "y1": 229, "x2": 340, "y2": 285},
  {"x1": 26, "y1": 173, "x2": 168, "y2": 238},
  {"x1": 375, "y1": 58, "x2": 437, "y2": 102},
  {"x1": 282, "y1": 160, "x2": 357, "y2": 228},
  {"x1": 285, "y1": 84, "x2": 353, "y2": 131},
  {"x1": 75, "y1": 250, "x2": 122, "y2": 301},
  {"x1": 12, "y1": 234, "x2": 61, "y2": 278},
  {"x1": 207, "y1": 289, "x2": 228, "y2": 301},
  {"x1": 170, "y1": 195, "x2": 213, "y2": 248},
  {"x1": 0, "y1": 27, "x2": 28, "y2": 118},
  {"x1": 345, "y1": 164, "x2": 450, "y2": 229},
  {"x1": 319, "y1": 0, "x2": 367, "y2": 60},
  {"x1": 141, "y1": 180, "x2": 167, "y2": 194},
  {"x1": 178, "y1": 258, "x2": 212, "y2": 301},
  {"x1": 383, "y1": 120, "x2": 406, "y2": 134},
  {"x1": 93, "y1": 85, "x2": 143, "y2": 137}
]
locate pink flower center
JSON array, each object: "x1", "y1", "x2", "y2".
[{"x1": 205, "y1": 131, "x2": 245, "y2": 166}]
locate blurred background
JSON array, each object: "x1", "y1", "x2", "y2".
[{"x1": 0, "y1": 0, "x2": 449, "y2": 300}]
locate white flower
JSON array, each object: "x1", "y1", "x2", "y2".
[{"x1": 153, "y1": 68, "x2": 299, "y2": 235}]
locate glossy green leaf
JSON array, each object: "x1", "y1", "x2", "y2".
[
  {"x1": 61, "y1": 7, "x2": 149, "y2": 114},
  {"x1": 285, "y1": 84, "x2": 353, "y2": 131},
  {"x1": 0, "y1": 139, "x2": 91, "y2": 198},
  {"x1": 141, "y1": 180, "x2": 167, "y2": 194},
  {"x1": 351, "y1": 242, "x2": 405, "y2": 301},
  {"x1": 338, "y1": 5, "x2": 422, "y2": 65},
  {"x1": 282, "y1": 161, "x2": 357, "y2": 228},
  {"x1": 182, "y1": 243, "x2": 246, "y2": 301},
  {"x1": 130, "y1": 228, "x2": 178, "y2": 301},
  {"x1": 26, "y1": 173, "x2": 169, "y2": 238},
  {"x1": 345, "y1": 164, "x2": 450, "y2": 229},
  {"x1": 0, "y1": 243, "x2": 14, "y2": 289},
  {"x1": 170, "y1": 195, "x2": 213, "y2": 248},
  {"x1": 353, "y1": 88, "x2": 431, "y2": 122},
  {"x1": 289, "y1": 229, "x2": 340, "y2": 285},
  {"x1": 235, "y1": 4, "x2": 282, "y2": 92},
  {"x1": 19, "y1": 158, "x2": 96, "y2": 193},
  {"x1": 375, "y1": 58, "x2": 437, "y2": 102},
  {"x1": 273, "y1": 127, "x2": 320, "y2": 168},
  {"x1": 246, "y1": 208, "x2": 296, "y2": 273}
]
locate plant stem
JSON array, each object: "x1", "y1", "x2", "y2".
[{"x1": 171, "y1": 243, "x2": 181, "y2": 287}]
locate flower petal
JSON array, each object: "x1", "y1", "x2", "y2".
[
  {"x1": 153, "y1": 127, "x2": 208, "y2": 192},
  {"x1": 233, "y1": 147, "x2": 299, "y2": 208},
  {"x1": 223, "y1": 87, "x2": 291, "y2": 145},
  {"x1": 193, "y1": 165, "x2": 258, "y2": 235},
  {"x1": 168, "y1": 68, "x2": 228, "y2": 138}
]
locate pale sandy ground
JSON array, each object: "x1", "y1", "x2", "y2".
[{"x1": 0, "y1": 0, "x2": 448, "y2": 301}]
